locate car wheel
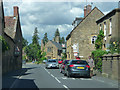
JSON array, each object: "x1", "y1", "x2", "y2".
[
  {"x1": 67, "y1": 71, "x2": 71, "y2": 78},
  {"x1": 64, "y1": 71, "x2": 67, "y2": 76}
]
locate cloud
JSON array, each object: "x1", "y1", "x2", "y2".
[{"x1": 3, "y1": 2, "x2": 118, "y2": 44}]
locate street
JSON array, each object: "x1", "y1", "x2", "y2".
[{"x1": 2, "y1": 63, "x2": 118, "y2": 90}]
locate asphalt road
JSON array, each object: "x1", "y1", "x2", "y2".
[{"x1": 2, "y1": 63, "x2": 119, "y2": 90}]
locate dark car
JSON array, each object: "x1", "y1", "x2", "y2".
[
  {"x1": 58, "y1": 59, "x2": 63, "y2": 64},
  {"x1": 45, "y1": 59, "x2": 59, "y2": 69},
  {"x1": 64, "y1": 60, "x2": 90, "y2": 77},
  {"x1": 60, "y1": 60, "x2": 69, "y2": 74}
]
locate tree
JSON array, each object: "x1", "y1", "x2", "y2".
[
  {"x1": 55, "y1": 28, "x2": 60, "y2": 37},
  {"x1": 43, "y1": 33, "x2": 48, "y2": 45},
  {"x1": 60, "y1": 37, "x2": 65, "y2": 44},
  {"x1": 22, "y1": 37, "x2": 28, "y2": 48},
  {"x1": 95, "y1": 30, "x2": 104, "y2": 50},
  {"x1": 32, "y1": 27, "x2": 40, "y2": 46}
]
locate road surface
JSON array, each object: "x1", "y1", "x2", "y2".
[{"x1": 2, "y1": 63, "x2": 119, "y2": 90}]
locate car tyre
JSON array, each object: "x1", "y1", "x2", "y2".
[{"x1": 67, "y1": 71, "x2": 71, "y2": 78}]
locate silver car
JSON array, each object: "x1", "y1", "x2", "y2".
[{"x1": 46, "y1": 59, "x2": 59, "y2": 69}]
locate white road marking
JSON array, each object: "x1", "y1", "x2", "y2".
[
  {"x1": 55, "y1": 77, "x2": 61, "y2": 83},
  {"x1": 43, "y1": 67, "x2": 51, "y2": 74},
  {"x1": 63, "y1": 85, "x2": 69, "y2": 90},
  {"x1": 51, "y1": 74, "x2": 55, "y2": 78}
]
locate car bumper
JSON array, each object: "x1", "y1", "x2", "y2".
[
  {"x1": 47, "y1": 65, "x2": 59, "y2": 68},
  {"x1": 70, "y1": 70, "x2": 90, "y2": 76}
]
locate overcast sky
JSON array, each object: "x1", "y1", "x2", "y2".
[{"x1": 3, "y1": 1, "x2": 119, "y2": 44}]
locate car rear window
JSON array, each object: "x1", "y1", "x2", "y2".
[
  {"x1": 72, "y1": 60, "x2": 88, "y2": 65},
  {"x1": 48, "y1": 60, "x2": 56, "y2": 62}
]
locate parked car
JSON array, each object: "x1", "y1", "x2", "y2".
[
  {"x1": 64, "y1": 60, "x2": 90, "y2": 78},
  {"x1": 43, "y1": 60, "x2": 47, "y2": 63},
  {"x1": 45, "y1": 59, "x2": 59, "y2": 69},
  {"x1": 58, "y1": 59, "x2": 63, "y2": 64},
  {"x1": 60, "y1": 60, "x2": 69, "y2": 74}
]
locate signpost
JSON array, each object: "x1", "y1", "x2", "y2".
[{"x1": 72, "y1": 43, "x2": 79, "y2": 57}]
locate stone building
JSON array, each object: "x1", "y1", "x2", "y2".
[
  {"x1": 96, "y1": 8, "x2": 120, "y2": 50},
  {"x1": 66, "y1": 5, "x2": 104, "y2": 60},
  {"x1": 0, "y1": 3, "x2": 23, "y2": 74},
  {"x1": 41, "y1": 36, "x2": 62, "y2": 59}
]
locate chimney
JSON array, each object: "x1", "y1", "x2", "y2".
[
  {"x1": 13, "y1": 6, "x2": 19, "y2": 17},
  {"x1": 84, "y1": 5, "x2": 92, "y2": 17}
]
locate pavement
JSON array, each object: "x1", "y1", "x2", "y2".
[{"x1": 2, "y1": 63, "x2": 119, "y2": 90}]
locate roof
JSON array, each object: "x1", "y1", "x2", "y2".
[
  {"x1": 72, "y1": 17, "x2": 83, "y2": 25},
  {"x1": 50, "y1": 40, "x2": 62, "y2": 50},
  {"x1": 96, "y1": 8, "x2": 120, "y2": 24},
  {"x1": 66, "y1": 7, "x2": 104, "y2": 40},
  {"x1": 4, "y1": 16, "x2": 17, "y2": 39}
]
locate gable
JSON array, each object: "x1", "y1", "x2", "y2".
[{"x1": 66, "y1": 7, "x2": 104, "y2": 40}]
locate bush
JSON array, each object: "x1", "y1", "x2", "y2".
[{"x1": 92, "y1": 50, "x2": 107, "y2": 72}]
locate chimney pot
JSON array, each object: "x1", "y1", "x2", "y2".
[{"x1": 14, "y1": 6, "x2": 19, "y2": 16}]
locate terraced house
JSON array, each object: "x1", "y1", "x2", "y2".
[
  {"x1": 41, "y1": 36, "x2": 62, "y2": 59},
  {"x1": 0, "y1": 1, "x2": 23, "y2": 74},
  {"x1": 96, "y1": 8, "x2": 120, "y2": 50},
  {"x1": 66, "y1": 5, "x2": 104, "y2": 60}
]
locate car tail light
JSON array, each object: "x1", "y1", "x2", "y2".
[
  {"x1": 69, "y1": 65, "x2": 74, "y2": 67},
  {"x1": 86, "y1": 65, "x2": 90, "y2": 68}
]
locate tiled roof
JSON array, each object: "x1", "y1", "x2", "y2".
[
  {"x1": 4, "y1": 16, "x2": 17, "y2": 39},
  {"x1": 50, "y1": 40, "x2": 62, "y2": 50}
]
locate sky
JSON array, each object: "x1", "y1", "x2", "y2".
[{"x1": 3, "y1": 1, "x2": 119, "y2": 44}]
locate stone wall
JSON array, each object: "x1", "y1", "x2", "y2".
[{"x1": 102, "y1": 54, "x2": 120, "y2": 80}]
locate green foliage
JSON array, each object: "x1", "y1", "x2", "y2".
[
  {"x1": 32, "y1": 27, "x2": 40, "y2": 45},
  {"x1": 43, "y1": 33, "x2": 48, "y2": 45},
  {"x1": 108, "y1": 40, "x2": 120, "y2": 54},
  {"x1": 95, "y1": 30, "x2": 104, "y2": 50},
  {"x1": 0, "y1": 36, "x2": 10, "y2": 52},
  {"x1": 22, "y1": 37, "x2": 28, "y2": 48},
  {"x1": 62, "y1": 53, "x2": 67, "y2": 60},
  {"x1": 60, "y1": 37, "x2": 65, "y2": 44},
  {"x1": 55, "y1": 28, "x2": 60, "y2": 37},
  {"x1": 92, "y1": 50, "x2": 107, "y2": 72}
]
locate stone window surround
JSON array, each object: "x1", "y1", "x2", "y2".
[{"x1": 91, "y1": 35, "x2": 97, "y2": 44}]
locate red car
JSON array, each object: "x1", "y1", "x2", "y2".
[
  {"x1": 58, "y1": 59, "x2": 63, "y2": 64},
  {"x1": 60, "y1": 60, "x2": 69, "y2": 74}
]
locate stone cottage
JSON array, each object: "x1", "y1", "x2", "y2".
[
  {"x1": 41, "y1": 36, "x2": 62, "y2": 59},
  {"x1": 96, "y1": 8, "x2": 120, "y2": 50},
  {"x1": 0, "y1": 2, "x2": 23, "y2": 74},
  {"x1": 66, "y1": 5, "x2": 104, "y2": 60}
]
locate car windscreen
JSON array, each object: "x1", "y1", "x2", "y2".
[
  {"x1": 48, "y1": 60, "x2": 56, "y2": 62},
  {"x1": 71, "y1": 60, "x2": 88, "y2": 65}
]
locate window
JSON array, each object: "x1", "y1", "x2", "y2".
[
  {"x1": 47, "y1": 47, "x2": 51, "y2": 52},
  {"x1": 104, "y1": 22, "x2": 107, "y2": 41},
  {"x1": 109, "y1": 19, "x2": 112, "y2": 35},
  {"x1": 91, "y1": 36, "x2": 97, "y2": 44}
]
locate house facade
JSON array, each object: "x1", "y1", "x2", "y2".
[
  {"x1": 66, "y1": 5, "x2": 104, "y2": 60},
  {"x1": 96, "y1": 8, "x2": 120, "y2": 50},
  {"x1": 1, "y1": 3, "x2": 23, "y2": 74},
  {"x1": 41, "y1": 36, "x2": 62, "y2": 59}
]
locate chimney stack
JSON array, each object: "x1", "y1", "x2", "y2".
[
  {"x1": 14, "y1": 6, "x2": 19, "y2": 17},
  {"x1": 84, "y1": 5, "x2": 92, "y2": 17}
]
